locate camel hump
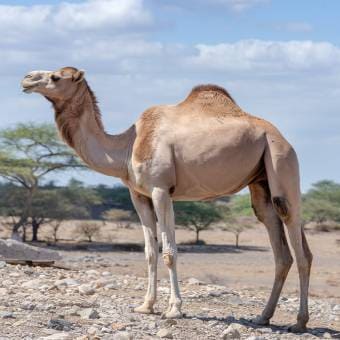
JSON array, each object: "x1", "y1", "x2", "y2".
[{"x1": 184, "y1": 84, "x2": 236, "y2": 104}]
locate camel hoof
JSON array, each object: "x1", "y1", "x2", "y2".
[
  {"x1": 251, "y1": 315, "x2": 270, "y2": 326},
  {"x1": 288, "y1": 323, "x2": 307, "y2": 333},
  {"x1": 161, "y1": 308, "x2": 182, "y2": 319},
  {"x1": 134, "y1": 304, "x2": 154, "y2": 314}
]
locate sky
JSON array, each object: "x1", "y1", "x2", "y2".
[{"x1": 0, "y1": 0, "x2": 340, "y2": 191}]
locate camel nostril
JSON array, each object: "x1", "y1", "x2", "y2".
[{"x1": 24, "y1": 74, "x2": 33, "y2": 79}]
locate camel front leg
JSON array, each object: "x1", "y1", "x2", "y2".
[
  {"x1": 130, "y1": 190, "x2": 158, "y2": 314},
  {"x1": 152, "y1": 187, "x2": 182, "y2": 319}
]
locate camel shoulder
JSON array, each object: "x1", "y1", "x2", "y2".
[{"x1": 133, "y1": 106, "x2": 165, "y2": 163}]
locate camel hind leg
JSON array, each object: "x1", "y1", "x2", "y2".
[
  {"x1": 249, "y1": 180, "x2": 293, "y2": 325},
  {"x1": 264, "y1": 142, "x2": 313, "y2": 332}
]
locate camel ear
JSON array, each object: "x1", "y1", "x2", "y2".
[{"x1": 72, "y1": 70, "x2": 85, "y2": 83}]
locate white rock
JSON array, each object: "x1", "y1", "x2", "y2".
[
  {"x1": 222, "y1": 324, "x2": 242, "y2": 339},
  {"x1": 38, "y1": 333, "x2": 72, "y2": 340},
  {"x1": 0, "y1": 261, "x2": 6, "y2": 268},
  {"x1": 78, "y1": 308, "x2": 100, "y2": 319},
  {"x1": 102, "y1": 271, "x2": 111, "y2": 276},
  {"x1": 21, "y1": 279, "x2": 44, "y2": 289},
  {"x1": 0, "y1": 239, "x2": 61, "y2": 261},
  {"x1": 87, "y1": 326, "x2": 98, "y2": 335},
  {"x1": 113, "y1": 331, "x2": 133, "y2": 340},
  {"x1": 55, "y1": 279, "x2": 80, "y2": 287},
  {"x1": 0, "y1": 288, "x2": 8, "y2": 295},
  {"x1": 156, "y1": 328, "x2": 173, "y2": 338},
  {"x1": 78, "y1": 284, "x2": 95, "y2": 295},
  {"x1": 187, "y1": 277, "x2": 202, "y2": 285},
  {"x1": 85, "y1": 270, "x2": 99, "y2": 276}
]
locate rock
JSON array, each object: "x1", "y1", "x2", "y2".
[
  {"x1": 78, "y1": 308, "x2": 100, "y2": 319},
  {"x1": 156, "y1": 328, "x2": 173, "y2": 338},
  {"x1": 47, "y1": 319, "x2": 73, "y2": 331},
  {"x1": 187, "y1": 277, "x2": 202, "y2": 285},
  {"x1": 323, "y1": 333, "x2": 332, "y2": 339},
  {"x1": 38, "y1": 333, "x2": 73, "y2": 340},
  {"x1": 21, "y1": 279, "x2": 44, "y2": 289},
  {"x1": 0, "y1": 311, "x2": 15, "y2": 319},
  {"x1": 113, "y1": 331, "x2": 133, "y2": 340},
  {"x1": 0, "y1": 239, "x2": 61, "y2": 261},
  {"x1": 160, "y1": 319, "x2": 177, "y2": 327},
  {"x1": 222, "y1": 324, "x2": 242, "y2": 339},
  {"x1": 111, "y1": 322, "x2": 128, "y2": 331},
  {"x1": 0, "y1": 288, "x2": 8, "y2": 295},
  {"x1": 78, "y1": 284, "x2": 95, "y2": 295},
  {"x1": 87, "y1": 326, "x2": 98, "y2": 335},
  {"x1": 102, "y1": 271, "x2": 111, "y2": 276},
  {"x1": 54, "y1": 278, "x2": 80, "y2": 287},
  {"x1": 0, "y1": 261, "x2": 6, "y2": 268}
]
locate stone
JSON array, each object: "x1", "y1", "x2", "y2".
[
  {"x1": 47, "y1": 319, "x2": 73, "y2": 331},
  {"x1": 87, "y1": 326, "x2": 98, "y2": 335},
  {"x1": 187, "y1": 277, "x2": 202, "y2": 285},
  {"x1": 160, "y1": 319, "x2": 177, "y2": 327},
  {"x1": 112, "y1": 331, "x2": 133, "y2": 340},
  {"x1": 0, "y1": 261, "x2": 6, "y2": 268},
  {"x1": 78, "y1": 308, "x2": 100, "y2": 319},
  {"x1": 0, "y1": 311, "x2": 15, "y2": 319},
  {"x1": 156, "y1": 328, "x2": 173, "y2": 338},
  {"x1": 54, "y1": 279, "x2": 80, "y2": 287},
  {"x1": 38, "y1": 333, "x2": 72, "y2": 340},
  {"x1": 222, "y1": 324, "x2": 242, "y2": 339},
  {"x1": 323, "y1": 333, "x2": 332, "y2": 339},
  {"x1": 0, "y1": 239, "x2": 61, "y2": 261},
  {"x1": 21, "y1": 279, "x2": 44, "y2": 289},
  {"x1": 0, "y1": 288, "x2": 8, "y2": 295},
  {"x1": 78, "y1": 284, "x2": 95, "y2": 295},
  {"x1": 111, "y1": 322, "x2": 128, "y2": 331}
]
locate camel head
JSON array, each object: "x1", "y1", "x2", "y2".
[{"x1": 21, "y1": 67, "x2": 85, "y2": 101}]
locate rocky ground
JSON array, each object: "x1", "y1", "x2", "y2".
[{"x1": 0, "y1": 251, "x2": 339, "y2": 340}]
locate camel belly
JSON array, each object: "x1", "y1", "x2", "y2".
[{"x1": 170, "y1": 124, "x2": 266, "y2": 200}]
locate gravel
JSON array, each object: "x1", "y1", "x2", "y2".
[{"x1": 0, "y1": 252, "x2": 338, "y2": 339}]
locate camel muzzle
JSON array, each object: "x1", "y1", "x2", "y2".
[{"x1": 21, "y1": 71, "x2": 49, "y2": 93}]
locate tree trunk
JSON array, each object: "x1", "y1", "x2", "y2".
[
  {"x1": 195, "y1": 229, "x2": 200, "y2": 244},
  {"x1": 235, "y1": 233, "x2": 239, "y2": 248},
  {"x1": 31, "y1": 220, "x2": 39, "y2": 242},
  {"x1": 11, "y1": 217, "x2": 27, "y2": 241}
]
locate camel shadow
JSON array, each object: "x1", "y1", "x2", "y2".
[{"x1": 183, "y1": 314, "x2": 340, "y2": 338}]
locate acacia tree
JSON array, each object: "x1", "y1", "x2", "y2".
[
  {"x1": 219, "y1": 194, "x2": 254, "y2": 247},
  {"x1": 0, "y1": 123, "x2": 85, "y2": 240},
  {"x1": 174, "y1": 201, "x2": 221, "y2": 244},
  {"x1": 302, "y1": 180, "x2": 340, "y2": 228}
]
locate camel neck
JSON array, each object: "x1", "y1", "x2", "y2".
[{"x1": 52, "y1": 82, "x2": 134, "y2": 179}]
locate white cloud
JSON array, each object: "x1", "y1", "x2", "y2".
[
  {"x1": 188, "y1": 40, "x2": 340, "y2": 73},
  {"x1": 0, "y1": 0, "x2": 152, "y2": 45},
  {"x1": 214, "y1": 0, "x2": 269, "y2": 12},
  {"x1": 160, "y1": 0, "x2": 269, "y2": 12},
  {"x1": 54, "y1": 0, "x2": 152, "y2": 31}
]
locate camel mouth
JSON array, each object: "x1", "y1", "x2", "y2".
[{"x1": 22, "y1": 85, "x2": 36, "y2": 93}]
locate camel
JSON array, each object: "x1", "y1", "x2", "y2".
[{"x1": 21, "y1": 66, "x2": 312, "y2": 332}]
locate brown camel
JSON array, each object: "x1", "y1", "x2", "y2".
[{"x1": 21, "y1": 67, "x2": 312, "y2": 332}]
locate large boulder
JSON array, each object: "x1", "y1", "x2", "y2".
[{"x1": 0, "y1": 239, "x2": 61, "y2": 261}]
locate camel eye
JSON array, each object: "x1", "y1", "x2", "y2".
[{"x1": 51, "y1": 75, "x2": 61, "y2": 82}]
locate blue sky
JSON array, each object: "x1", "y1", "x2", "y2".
[{"x1": 0, "y1": 0, "x2": 339, "y2": 191}]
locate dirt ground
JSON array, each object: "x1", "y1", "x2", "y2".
[{"x1": 0, "y1": 223, "x2": 339, "y2": 339}]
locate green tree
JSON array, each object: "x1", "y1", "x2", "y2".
[
  {"x1": 219, "y1": 194, "x2": 254, "y2": 247},
  {"x1": 302, "y1": 180, "x2": 340, "y2": 226},
  {"x1": 174, "y1": 201, "x2": 221, "y2": 244},
  {"x1": 0, "y1": 123, "x2": 85, "y2": 240},
  {"x1": 228, "y1": 193, "x2": 253, "y2": 216}
]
